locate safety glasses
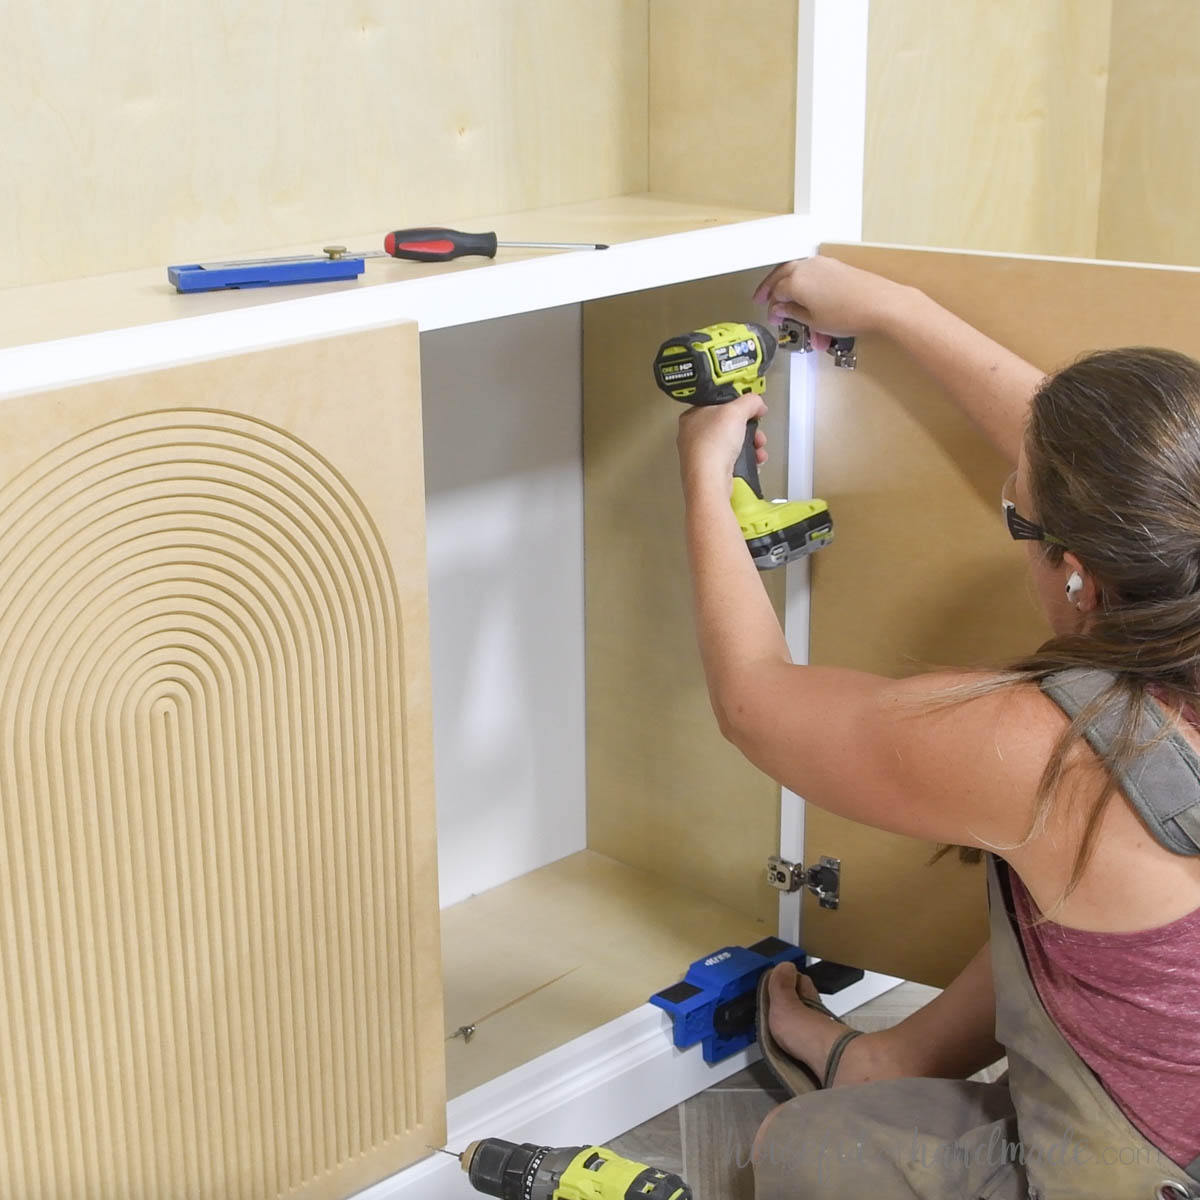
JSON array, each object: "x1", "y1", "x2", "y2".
[{"x1": 1001, "y1": 471, "x2": 1066, "y2": 546}]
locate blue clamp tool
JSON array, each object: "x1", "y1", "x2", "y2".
[
  {"x1": 168, "y1": 245, "x2": 369, "y2": 293},
  {"x1": 649, "y1": 936, "x2": 806, "y2": 1064}
]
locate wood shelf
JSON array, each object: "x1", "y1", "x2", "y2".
[
  {"x1": 0, "y1": 191, "x2": 805, "y2": 343},
  {"x1": 2, "y1": 192, "x2": 816, "y2": 403},
  {"x1": 0, "y1": 193, "x2": 815, "y2": 402},
  {"x1": 439, "y1": 849, "x2": 771, "y2": 1098}
]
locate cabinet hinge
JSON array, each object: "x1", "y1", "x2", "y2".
[
  {"x1": 765, "y1": 854, "x2": 842, "y2": 909},
  {"x1": 777, "y1": 319, "x2": 858, "y2": 369}
]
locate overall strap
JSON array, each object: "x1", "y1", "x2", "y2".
[{"x1": 1039, "y1": 667, "x2": 1200, "y2": 856}]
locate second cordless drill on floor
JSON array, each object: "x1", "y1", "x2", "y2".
[
  {"x1": 452, "y1": 1136, "x2": 691, "y2": 1200},
  {"x1": 653, "y1": 319, "x2": 852, "y2": 569}
]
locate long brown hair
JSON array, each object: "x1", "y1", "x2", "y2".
[{"x1": 942, "y1": 348, "x2": 1200, "y2": 903}]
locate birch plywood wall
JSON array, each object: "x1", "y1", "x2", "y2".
[
  {"x1": 863, "y1": 0, "x2": 1112, "y2": 257},
  {"x1": 2, "y1": 1, "x2": 649, "y2": 287},
  {"x1": 0, "y1": 329, "x2": 445, "y2": 1198},
  {"x1": 1097, "y1": 0, "x2": 1200, "y2": 266},
  {"x1": 864, "y1": 0, "x2": 1200, "y2": 266},
  {"x1": 648, "y1": 0, "x2": 798, "y2": 214}
]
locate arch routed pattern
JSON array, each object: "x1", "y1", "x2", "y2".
[{"x1": 0, "y1": 400, "x2": 438, "y2": 1199}]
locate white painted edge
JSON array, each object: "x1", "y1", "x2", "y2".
[
  {"x1": 777, "y1": 347, "x2": 819, "y2": 943},
  {"x1": 798, "y1": 0, "x2": 869, "y2": 241},
  {"x1": 776, "y1": 792, "x2": 804, "y2": 944},
  {"x1": 350, "y1": 970, "x2": 902, "y2": 1200},
  {"x1": 782, "y1": 0, "x2": 867, "y2": 941},
  {"x1": 0, "y1": 213, "x2": 818, "y2": 403}
]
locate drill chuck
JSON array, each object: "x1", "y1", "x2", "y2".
[{"x1": 462, "y1": 1137, "x2": 691, "y2": 1200}]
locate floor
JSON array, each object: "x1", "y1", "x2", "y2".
[{"x1": 607, "y1": 981, "x2": 1008, "y2": 1200}]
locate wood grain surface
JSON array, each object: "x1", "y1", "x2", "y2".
[
  {"x1": 3, "y1": 1, "x2": 649, "y2": 287},
  {"x1": 440, "y1": 850, "x2": 769, "y2": 1097},
  {"x1": 0, "y1": 326, "x2": 444, "y2": 1198},
  {"x1": 649, "y1": 0, "x2": 798, "y2": 214},
  {"x1": 862, "y1": 1, "x2": 1111, "y2": 257},
  {"x1": 1097, "y1": 0, "x2": 1200, "y2": 266}
]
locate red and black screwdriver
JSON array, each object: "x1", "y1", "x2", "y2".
[
  {"x1": 376, "y1": 226, "x2": 609, "y2": 262},
  {"x1": 377, "y1": 226, "x2": 608, "y2": 263}
]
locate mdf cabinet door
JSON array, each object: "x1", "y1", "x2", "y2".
[
  {"x1": 805, "y1": 245, "x2": 1200, "y2": 987},
  {"x1": 0, "y1": 327, "x2": 445, "y2": 1199}
]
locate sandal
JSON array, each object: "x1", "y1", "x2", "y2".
[{"x1": 755, "y1": 965, "x2": 866, "y2": 1096}]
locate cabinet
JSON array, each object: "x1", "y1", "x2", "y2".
[
  {"x1": 6, "y1": 4, "x2": 1200, "y2": 1200},
  {"x1": 0, "y1": 6, "x2": 868, "y2": 1195}
]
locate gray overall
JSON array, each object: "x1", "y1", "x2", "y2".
[{"x1": 754, "y1": 669, "x2": 1200, "y2": 1200}]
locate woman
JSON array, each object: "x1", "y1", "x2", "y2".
[{"x1": 676, "y1": 255, "x2": 1200, "y2": 1200}]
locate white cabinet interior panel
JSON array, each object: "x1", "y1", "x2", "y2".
[{"x1": 421, "y1": 309, "x2": 587, "y2": 908}]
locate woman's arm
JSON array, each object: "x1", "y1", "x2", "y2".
[
  {"x1": 678, "y1": 392, "x2": 1051, "y2": 851},
  {"x1": 754, "y1": 256, "x2": 1043, "y2": 465},
  {"x1": 678, "y1": 396, "x2": 791, "y2": 725}
]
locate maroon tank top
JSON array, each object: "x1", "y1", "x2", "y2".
[
  {"x1": 1012, "y1": 673, "x2": 1200, "y2": 1169},
  {"x1": 1010, "y1": 874, "x2": 1200, "y2": 1167}
]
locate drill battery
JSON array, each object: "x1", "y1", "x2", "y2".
[{"x1": 737, "y1": 489, "x2": 834, "y2": 568}]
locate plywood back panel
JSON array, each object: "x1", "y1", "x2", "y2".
[
  {"x1": 648, "y1": 0, "x2": 798, "y2": 214},
  {"x1": 1097, "y1": 0, "x2": 1200, "y2": 266},
  {"x1": 0, "y1": 329, "x2": 444, "y2": 1198},
  {"x1": 582, "y1": 271, "x2": 787, "y2": 925},
  {"x1": 804, "y1": 244, "x2": 1200, "y2": 986},
  {"x1": 862, "y1": 1, "x2": 1111, "y2": 256},
  {"x1": 3, "y1": 1, "x2": 649, "y2": 287}
]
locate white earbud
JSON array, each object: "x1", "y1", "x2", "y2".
[{"x1": 1065, "y1": 572, "x2": 1084, "y2": 605}]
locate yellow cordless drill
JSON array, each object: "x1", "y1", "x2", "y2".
[
  {"x1": 653, "y1": 320, "x2": 837, "y2": 569},
  {"x1": 451, "y1": 1137, "x2": 691, "y2": 1200}
]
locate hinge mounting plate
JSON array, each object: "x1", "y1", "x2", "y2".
[{"x1": 765, "y1": 854, "x2": 841, "y2": 909}]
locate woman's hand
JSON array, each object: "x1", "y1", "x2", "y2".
[
  {"x1": 677, "y1": 391, "x2": 768, "y2": 490},
  {"x1": 753, "y1": 255, "x2": 908, "y2": 339}
]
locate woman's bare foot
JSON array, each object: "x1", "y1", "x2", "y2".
[{"x1": 766, "y1": 962, "x2": 906, "y2": 1087}]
